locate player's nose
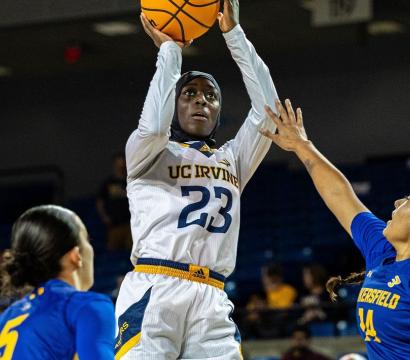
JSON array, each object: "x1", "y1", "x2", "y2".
[{"x1": 194, "y1": 92, "x2": 206, "y2": 105}]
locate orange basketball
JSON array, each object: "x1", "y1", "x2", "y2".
[{"x1": 141, "y1": 0, "x2": 220, "y2": 42}]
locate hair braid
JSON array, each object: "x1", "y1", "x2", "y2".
[{"x1": 326, "y1": 271, "x2": 366, "y2": 302}]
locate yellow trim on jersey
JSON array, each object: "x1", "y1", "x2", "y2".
[
  {"x1": 134, "y1": 264, "x2": 225, "y2": 290},
  {"x1": 73, "y1": 353, "x2": 79, "y2": 360},
  {"x1": 114, "y1": 332, "x2": 141, "y2": 360}
]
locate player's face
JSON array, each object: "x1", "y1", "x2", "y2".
[
  {"x1": 75, "y1": 216, "x2": 94, "y2": 290},
  {"x1": 177, "y1": 78, "x2": 220, "y2": 138},
  {"x1": 383, "y1": 196, "x2": 410, "y2": 243}
]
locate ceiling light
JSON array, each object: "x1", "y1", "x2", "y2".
[
  {"x1": 367, "y1": 21, "x2": 405, "y2": 35},
  {"x1": 93, "y1": 21, "x2": 138, "y2": 36},
  {"x1": 0, "y1": 66, "x2": 12, "y2": 77}
]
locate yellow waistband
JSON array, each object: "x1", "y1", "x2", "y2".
[{"x1": 134, "y1": 263, "x2": 225, "y2": 290}]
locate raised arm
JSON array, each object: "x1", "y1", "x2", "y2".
[
  {"x1": 260, "y1": 99, "x2": 368, "y2": 236},
  {"x1": 126, "y1": 14, "x2": 190, "y2": 179},
  {"x1": 219, "y1": 0, "x2": 279, "y2": 190}
]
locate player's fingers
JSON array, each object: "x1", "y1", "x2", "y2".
[
  {"x1": 140, "y1": 14, "x2": 153, "y2": 36},
  {"x1": 180, "y1": 39, "x2": 193, "y2": 48},
  {"x1": 259, "y1": 129, "x2": 277, "y2": 141},
  {"x1": 224, "y1": 0, "x2": 234, "y2": 15},
  {"x1": 140, "y1": 13, "x2": 147, "y2": 30},
  {"x1": 264, "y1": 105, "x2": 283, "y2": 129},
  {"x1": 264, "y1": 104, "x2": 276, "y2": 119},
  {"x1": 296, "y1": 108, "x2": 304, "y2": 126},
  {"x1": 224, "y1": 0, "x2": 231, "y2": 12},
  {"x1": 259, "y1": 128, "x2": 282, "y2": 147},
  {"x1": 142, "y1": 13, "x2": 158, "y2": 35},
  {"x1": 285, "y1": 99, "x2": 296, "y2": 124},
  {"x1": 140, "y1": 12, "x2": 150, "y2": 26},
  {"x1": 276, "y1": 99, "x2": 290, "y2": 124}
]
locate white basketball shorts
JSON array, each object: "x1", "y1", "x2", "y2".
[{"x1": 114, "y1": 268, "x2": 242, "y2": 360}]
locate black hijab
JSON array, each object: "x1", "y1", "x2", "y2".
[{"x1": 170, "y1": 71, "x2": 222, "y2": 148}]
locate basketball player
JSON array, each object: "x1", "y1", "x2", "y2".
[
  {"x1": 114, "y1": 0, "x2": 279, "y2": 358},
  {"x1": 260, "y1": 98, "x2": 410, "y2": 359},
  {"x1": 0, "y1": 205, "x2": 115, "y2": 359}
]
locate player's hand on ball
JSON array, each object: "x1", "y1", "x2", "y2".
[
  {"x1": 260, "y1": 99, "x2": 309, "y2": 152},
  {"x1": 140, "y1": 13, "x2": 192, "y2": 49},
  {"x1": 218, "y1": 0, "x2": 239, "y2": 33}
]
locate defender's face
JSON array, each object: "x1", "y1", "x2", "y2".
[
  {"x1": 177, "y1": 78, "x2": 220, "y2": 139},
  {"x1": 383, "y1": 196, "x2": 410, "y2": 243}
]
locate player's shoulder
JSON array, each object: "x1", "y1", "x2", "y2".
[
  {"x1": 351, "y1": 211, "x2": 389, "y2": 246},
  {"x1": 68, "y1": 290, "x2": 112, "y2": 307},
  {"x1": 216, "y1": 140, "x2": 239, "y2": 159},
  {"x1": 43, "y1": 280, "x2": 112, "y2": 312},
  {"x1": 168, "y1": 141, "x2": 186, "y2": 151},
  {"x1": 351, "y1": 212, "x2": 395, "y2": 269},
  {"x1": 0, "y1": 296, "x2": 30, "y2": 325},
  {"x1": 351, "y1": 211, "x2": 386, "y2": 231},
  {"x1": 217, "y1": 139, "x2": 233, "y2": 151},
  {"x1": 65, "y1": 290, "x2": 114, "y2": 324}
]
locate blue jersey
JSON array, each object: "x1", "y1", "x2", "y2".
[
  {"x1": 351, "y1": 212, "x2": 410, "y2": 360},
  {"x1": 0, "y1": 279, "x2": 115, "y2": 360}
]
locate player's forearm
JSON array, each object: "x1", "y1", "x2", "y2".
[
  {"x1": 126, "y1": 42, "x2": 181, "y2": 179},
  {"x1": 223, "y1": 25, "x2": 278, "y2": 123},
  {"x1": 138, "y1": 41, "x2": 182, "y2": 136},
  {"x1": 294, "y1": 140, "x2": 360, "y2": 216},
  {"x1": 223, "y1": 26, "x2": 278, "y2": 190}
]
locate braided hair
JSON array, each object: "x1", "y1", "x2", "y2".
[{"x1": 326, "y1": 271, "x2": 366, "y2": 302}]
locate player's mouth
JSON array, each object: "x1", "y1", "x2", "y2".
[{"x1": 191, "y1": 111, "x2": 208, "y2": 121}]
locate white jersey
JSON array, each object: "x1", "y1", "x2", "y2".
[{"x1": 126, "y1": 25, "x2": 278, "y2": 277}]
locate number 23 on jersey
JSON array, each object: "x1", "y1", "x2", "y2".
[{"x1": 178, "y1": 186, "x2": 233, "y2": 234}]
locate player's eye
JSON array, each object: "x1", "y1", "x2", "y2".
[
  {"x1": 206, "y1": 92, "x2": 217, "y2": 100},
  {"x1": 183, "y1": 89, "x2": 196, "y2": 97}
]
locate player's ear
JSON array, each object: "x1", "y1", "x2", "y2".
[{"x1": 66, "y1": 246, "x2": 82, "y2": 269}]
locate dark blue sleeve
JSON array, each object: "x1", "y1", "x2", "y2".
[
  {"x1": 351, "y1": 212, "x2": 395, "y2": 270},
  {"x1": 68, "y1": 294, "x2": 115, "y2": 359}
]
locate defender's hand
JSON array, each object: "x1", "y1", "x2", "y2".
[
  {"x1": 260, "y1": 99, "x2": 309, "y2": 152},
  {"x1": 217, "y1": 0, "x2": 239, "y2": 33},
  {"x1": 140, "y1": 13, "x2": 192, "y2": 49}
]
